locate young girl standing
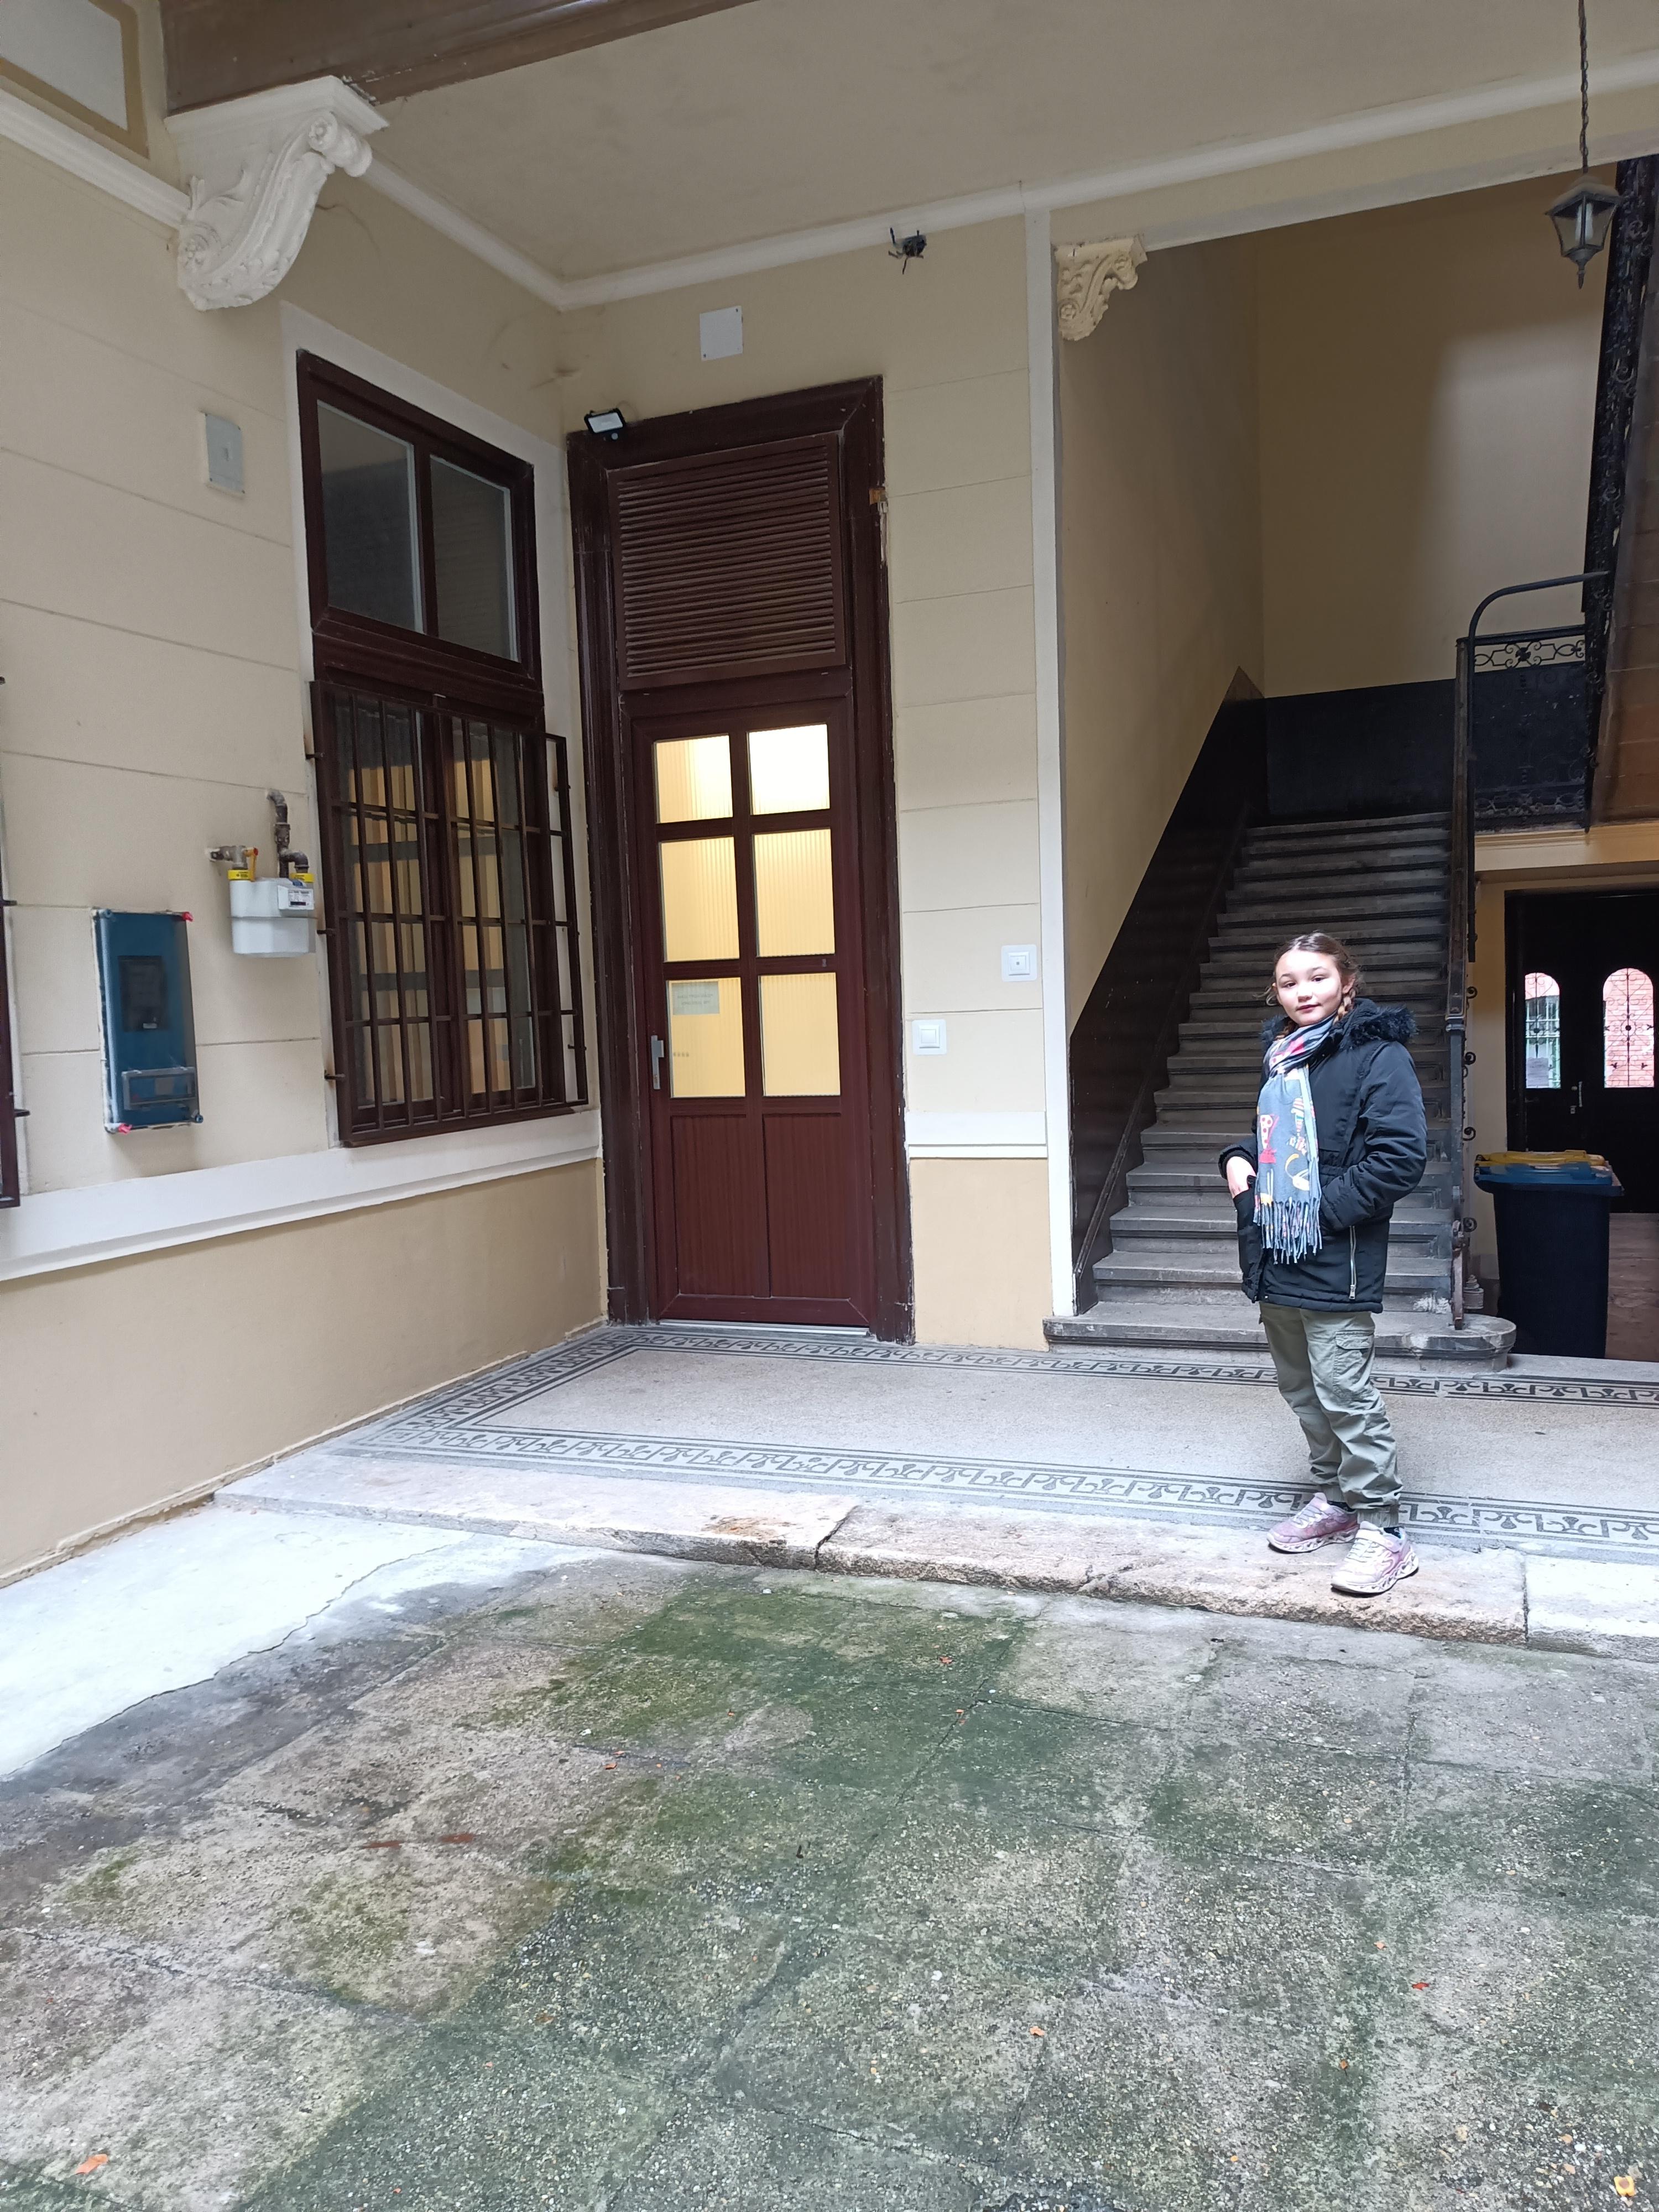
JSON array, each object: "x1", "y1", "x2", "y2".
[{"x1": 1219, "y1": 933, "x2": 1428, "y2": 1597}]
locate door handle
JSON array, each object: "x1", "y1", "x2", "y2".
[
  {"x1": 1572, "y1": 1079, "x2": 1584, "y2": 1111},
  {"x1": 650, "y1": 1035, "x2": 666, "y2": 1091}
]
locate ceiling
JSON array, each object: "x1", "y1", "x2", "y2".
[{"x1": 376, "y1": 0, "x2": 1659, "y2": 281}]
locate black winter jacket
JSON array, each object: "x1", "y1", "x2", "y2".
[{"x1": 1218, "y1": 1000, "x2": 1428, "y2": 1312}]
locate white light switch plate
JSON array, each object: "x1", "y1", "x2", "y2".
[
  {"x1": 911, "y1": 1018, "x2": 947, "y2": 1055},
  {"x1": 1000, "y1": 943, "x2": 1038, "y2": 982},
  {"x1": 203, "y1": 412, "x2": 244, "y2": 494},
  {"x1": 699, "y1": 306, "x2": 743, "y2": 360}
]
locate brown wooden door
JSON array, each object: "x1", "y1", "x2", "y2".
[
  {"x1": 630, "y1": 690, "x2": 875, "y2": 1322},
  {"x1": 568, "y1": 380, "x2": 910, "y2": 1337}
]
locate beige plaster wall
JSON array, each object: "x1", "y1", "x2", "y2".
[
  {"x1": 0, "y1": 1161, "x2": 604, "y2": 1579},
  {"x1": 1258, "y1": 177, "x2": 1610, "y2": 698},
  {"x1": 1058, "y1": 233, "x2": 1264, "y2": 1023},
  {"x1": 908, "y1": 1156, "x2": 1052, "y2": 1350},
  {"x1": 555, "y1": 221, "x2": 1053, "y2": 1344},
  {"x1": 0, "y1": 143, "x2": 606, "y2": 1570},
  {"x1": 0, "y1": 139, "x2": 569, "y2": 1194}
]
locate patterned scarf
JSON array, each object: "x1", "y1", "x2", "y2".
[{"x1": 1254, "y1": 1015, "x2": 1335, "y2": 1261}]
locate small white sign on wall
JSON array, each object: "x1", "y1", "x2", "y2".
[{"x1": 699, "y1": 306, "x2": 743, "y2": 362}]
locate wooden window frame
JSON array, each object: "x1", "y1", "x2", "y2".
[
  {"x1": 567, "y1": 379, "x2": 911, "y2": 1338},
  {"x1": 298, "y1": 356, "x2": 588, "y2": 1146},
  {"x1": 298, "y1": 352, "x2": 544, "y2": 722}
]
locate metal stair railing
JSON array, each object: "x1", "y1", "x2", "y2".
[{"x1": 1451, "y1": 571, "x2": 1604, "y2": 1325}]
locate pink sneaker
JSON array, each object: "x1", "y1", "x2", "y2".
[
  {"x1": 1330, "y1": 1526, "x2": 1419, "y2": 1598},
  {"x1": 1267, "y1": 1492, "x2": 1359, "y2": 1554}
]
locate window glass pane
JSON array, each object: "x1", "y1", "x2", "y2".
[
  {"x1": 655, "y1": 735, "x2": 732, "y2": 823},
  {"x1": 432, "y1": 456, "x2": 517, "y2": 659},
  {"x1": 668, "y1": 977, "x2": 745, "y2": 1095},
  {"x1": 660, "y1": 837, "x2": 739, "y2": 961},
  {"x1": 749, "y1": 723, "x2": 830, "y2": 813},
  {"x1": 1524, "y1": 970, "x2": 1561, "y2": 1089},
  {"x1": 754, "y1": 828, "x2": 834, "y2": 956},
  {"x1": 317, "y1": 404, "x2": 421, "y2": 630},
  {"x1": 760, "y1": 972, "x2": 840, "y2": 1095},
  {"x1": 1604, "y1": 966, "x2": 1656, "y2": 1089}
]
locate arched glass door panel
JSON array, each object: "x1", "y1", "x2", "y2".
[
  {"x1": 1524, "y1": 971, "x2": 1561, "y2": 1089},
  {"x1": 1604, "y1": 967, "x2": 1656, "y2": 1089}
]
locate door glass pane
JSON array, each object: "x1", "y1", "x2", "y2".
[
  {"x1": 432, "y1": 457, "x2": 516, "y2": 659},
  {"x1": 1524, "y1": 971, "x2": 1561, "y2": 1089},
  {"x1": 761, "y1": 972, "x2": 840, "y2": 1095},
  {"x1": 668, "y1": 977, "x2": 745, "y2": 1095},
  {"x1": 660, "y1": 837, "x2": 739, "y2": 961},
  {"x1": 1604, "y1": 967, "x2": 1656, "y2": 1088},
  {"x1": 749, "y1": 724, "x2": 830, "y2": 814},
  {"x1": 754, "y1": 828, "x2": 834, "y2": 955},
  {"x1": 317, "y1": 404, "x2": 421, "y2": 631},
  {"x1": 655, "y1": 735, "x2": 732, "y2": 823}
]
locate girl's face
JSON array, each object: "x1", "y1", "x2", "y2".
[{"x1": 1274, "y1": 948, "x2": 1349, "y2": 1028}]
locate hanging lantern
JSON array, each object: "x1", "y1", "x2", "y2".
[
  {"x1": 1549, "y1": 0, "x2": 1621, "y2": 283},
  {"x1": 1548, "y1": 174, "x2": 1623, "y2": 282}
]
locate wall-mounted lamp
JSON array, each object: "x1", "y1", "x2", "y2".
[
  {"x1": 585, "y1": 408, "x2": 627, "y2": 440},
  {"x1": 1547, "y1": 0, "x2": 1622, "y2": 284}
]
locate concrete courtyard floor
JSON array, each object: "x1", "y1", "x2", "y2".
[{"x1": 3, "y1": 1514, "x2": 1657, "y2": 2212}]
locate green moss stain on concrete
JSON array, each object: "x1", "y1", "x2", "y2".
[{"x1": 7, "y1": 1562, "x2": 1659, "y2": 2210}]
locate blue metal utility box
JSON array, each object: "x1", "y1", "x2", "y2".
[{"x1": 95, "y1": 910, "x2": 201, "y2": 1131}]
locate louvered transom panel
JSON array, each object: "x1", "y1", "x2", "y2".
[{"x1": 612, "y1": 436, "x2": 846, "y2": 689}]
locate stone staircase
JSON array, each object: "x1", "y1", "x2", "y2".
[{"x1": 1048, "y1": 810, "x2": 1515, "y2": 1368}]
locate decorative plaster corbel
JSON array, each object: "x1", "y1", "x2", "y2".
[
  {"x1": 169, "y1": 77, "x2": 384, "y2": 311},
  {"x1": 1055, "y1": 237, "x2": 1147, "y2": 341}
]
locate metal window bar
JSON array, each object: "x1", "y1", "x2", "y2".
[
  {"x1": 315, "y1": 681, "x2": 587, "y2": 1141},
  {"x1": 0, "y1": 836, "x2": 19, "y2": 1208}
]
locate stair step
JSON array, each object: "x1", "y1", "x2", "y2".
[
  {"x1": 1172, "y1": 1039, "x2": 1444, "y2": 1069},
  {"x1": 1212, "y1": 916, "x2": 1447, "y2": 950},
  {"x1": 1238, "y1": 830, "x2": 1450, "y2": 860},
  {"x1": 1201, "y1": 956, "x2": 1446, "y2": 981},
  {"x1": 1245, "y1": 811, "x2": 1451, "y2": 843},
  {"x1": 1221, "y1": 889, "x2": 1451, "y2": 916},
  {"x1": 1159, "y1": 1075, "x2": 1451, "y2": 1102},
  {"x1": 1136, "y1": 1134, "x2": 1454, "y2": 1173},
  {"x1": 1233, "y1": 855, "x2": 1448, "y2": 885},
  {"x1": 1151, "y1": 1094, "x2": 1452, "y2": 1125},
  {"x1": 1091, "y1": 1249, "x2": 1452, "y2": 1305},
  {"x1": 1044, "y1": 1302, "x2": 1515, "y2": 1368},
  {"x1": 1124, "y1": 1161, "x2": 1455, "y2": 1200},
  {"x1": 1178, "y1": 1036, "x2": 1447, "y2": 1057},
  {"x1": 1180, "y1": 1009, "x2": 1444, "y2": 1035},
  {"x1": 1112, "y1": 1208, "x2": 1449, "y2": 1246}
]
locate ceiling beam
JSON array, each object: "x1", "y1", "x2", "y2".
[{"x1": 160, "y1": 0, "x2": 759, "y2": 114}]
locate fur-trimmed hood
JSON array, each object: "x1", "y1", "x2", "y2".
[{"x1": 1259, "y1": 998, "x2": 1417, "y2": 1053}]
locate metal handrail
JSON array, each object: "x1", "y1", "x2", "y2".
[{"x1": 1448, "y1": 570, "x2": 1604, "y2": 1324}]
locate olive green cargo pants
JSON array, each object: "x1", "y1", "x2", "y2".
[{"x1": 1259, "y1": 1303, "x2": 1401, "y2": 1524}]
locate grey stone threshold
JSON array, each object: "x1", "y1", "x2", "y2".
[{"x1": 224, "y1": 1459, "x2": 1659, "y2": 1666}]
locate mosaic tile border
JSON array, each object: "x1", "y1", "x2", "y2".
[
  {"x1": 337, "y1": 1327, "x2": 1659, "y2": 1562},
  {"x1": 368, "y1": 1323, "x2": 1659, "y2": 1421}
]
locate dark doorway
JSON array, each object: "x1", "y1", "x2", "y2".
[
  {"x1": 1506, "y1": 889, "x2": 1659, "y2": 1209},
  {"x1": 568, "y1": 382, "x2": 909, "y2": 1335}
]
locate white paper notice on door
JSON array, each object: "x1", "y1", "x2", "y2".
[{"x1": 670, "y1": 980, "x2": 723, "y2": 1016}]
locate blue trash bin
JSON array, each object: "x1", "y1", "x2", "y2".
[{"x1": 1473, "y1": 1154, "x2": 1625, "y2": 1359}]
